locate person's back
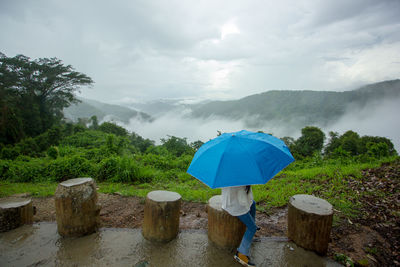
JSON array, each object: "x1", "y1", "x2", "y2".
[
  {"x1": 221, "y1": 186, "x2": 253, "y2": 216},
  {"x1": 221, "y1": 185, "x2": 257, "y2": 267}
]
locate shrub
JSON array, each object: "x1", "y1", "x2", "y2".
[
  {"x1": 0, "y1": 160, "x2": 10, "y2": 180},
  {"x1": 47, "y1": 146, "x2": 59, "y2": 159},
  {"x1": 130, "y1": 132, "x2": 154, "y2": 153},
  {"x1": 47, "y1": 126, "x2": 62, "y2": 146},
  {"x1": 96, "y1": 156, "x2": 119, "y2": 181},
  {"x1": 57, "y1": 146, "x2": 85, "y2": 157},
  {"x1": 113, "y1": 156, "x2": 140, "y2": 183},
  {"x1": 145, "y1": 145, "x2": 169, "y2": 156},
  {"x1": 73, "y1": 124, "x2": 86, "y2": 133},
  {"x1": 96, "y1": 155, "x2": 152, "y2": 183},
  {"x1": 6, "y1": 159, "x2": 48, "y2": 182},
  {"x1": 160, "y1": 136, "x2": 194, "y2": 157},
  {"x1": 0, "y1": 146, "x2": 20, "y2": 160},
  {"x1": 367, "y1": 142, "x2": 389, "y2": 158},
  {"x1": 61, "y1": 131, "x2": 106, "y2": 148},
  {"x1": 176, "y1": 154, "x2": 194, "y2": 170},
  {"x1": 98, "y1": 122, "x2": 128, "y2": 136},
  {"x1": 136, "y1": 165, "x2": 155, "y2": 183},
  {"x1": 17, "y1": 137, "x2": 40, "y2": 157},
  {"x1": 46, "y1": 155, "x2": 94, "y2": 182},
  {"x1": 140, "y1": 153, "x2": 175, "y2": 170},
  {"x1": 34, "y1": 133, "x2": 50, "y2": 151},
  {"x1": 83, "y1": 147, "x2": 107, "y2": 163}
]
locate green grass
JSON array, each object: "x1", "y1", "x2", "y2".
[
  {"x1": 1, "y1": 157, "x2": 397, "y2": 222},
  {"x1": 0, "y1": 181, "x2": 57, "y2": 197}
]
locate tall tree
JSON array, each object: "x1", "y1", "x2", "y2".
[
  {"x1": 294, "y1": 126, "x2": 325, "y2": 157},
  {"x1": 0, "y1": 52, "x2": 93, "y2": 144}
]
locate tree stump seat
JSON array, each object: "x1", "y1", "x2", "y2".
[
  {"x1": 288, "y1": 194, "x2": 333, "y2": 255},
  {"x1": 0, "y1": 197, "x2": 34, "y2": 232},
  {"x1": 207, "y1": 195, "x2": 246, "y2": 249},
  {"x1": 55, "y1": 177, "x2": 100, "y2": 237},
  {"x1": 142, "y1": 190, "x2": 182, "y2": 242}
]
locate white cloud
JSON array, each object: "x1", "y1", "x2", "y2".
[
  {"x1": 123, "y1": 110, "x2": 248, "y2": 144},
  {"x1": 0, "y1": 0, "x2": 399, "y2": 102}
]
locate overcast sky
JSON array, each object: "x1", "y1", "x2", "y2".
[{"x1": 1, "y1": 0, "x2": 400, "y2": 104}]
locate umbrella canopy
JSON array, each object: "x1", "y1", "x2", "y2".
[{"x1": 187, "y1": 130, "x2": 295, "y2": 189}]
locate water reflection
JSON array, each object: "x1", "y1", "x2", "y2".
[
  {"x1": 282, "y1": 242, "x2": 328, "y2": 267},
  {"x1": 55, "y1": 231, "x2": 102, "y2": 266},
  {"x1": 0, "y1": 223, "x2": 341, "y2": 267}
]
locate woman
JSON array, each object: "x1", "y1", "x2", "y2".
[{"x1": 221, "y1": 185, "x2": 258, "y2": 267}]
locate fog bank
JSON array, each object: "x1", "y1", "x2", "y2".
[
  {"x1": 122, "y1": 109, "x2": 300, "y2": 145},
  {"x1": 325, "y1": 97, "x2": 400, "y2": 151},
  {"x1": 120, "y1": 98, "x2": 400, "y2": 153}
]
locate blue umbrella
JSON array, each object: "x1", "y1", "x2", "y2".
[{"x1": 187, "y1": 130, "x2": 295, "y2": 189}]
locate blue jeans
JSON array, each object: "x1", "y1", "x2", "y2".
[{"x1": 237, "y1": 201, "x2": 257, "y2": 256}]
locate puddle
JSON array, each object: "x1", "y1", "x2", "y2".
[{"x1": 0, "y1": 222, "x2": 341, "y2": 267}]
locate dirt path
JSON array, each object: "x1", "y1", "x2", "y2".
[{"x1": 31, "y1": 194, "x2": 288, "y2": 236}]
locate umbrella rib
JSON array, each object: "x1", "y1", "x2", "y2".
[
  {"x1": 235, "y1": 138, "x2": 264, "y2": 185},
  {"x1": 211, "y1": 137, "x2": 232, "y2": 188}
]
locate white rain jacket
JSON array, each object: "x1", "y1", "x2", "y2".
[{"x1": 221, "y1": 186, "x2": 254, "y2": 216}]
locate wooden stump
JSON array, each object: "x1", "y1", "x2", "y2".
[
  {"x1": 0, "y1": 198, "x2": 34, "y2": 232},
  {"x1": 207, "y1": 195, "x2": 246, "y2": 249},
  {"x1": 55, "y1": 178, "x2": 100, "y2": 237},
  {"x1": 142, "y1": 190, "x2": 182, "y2": 242},
  {"x1": 287, "y1": 194, "x2": 333, "y2": 255}
]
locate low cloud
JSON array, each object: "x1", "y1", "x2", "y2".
[
  {"x1": 118, "y1": 98, "x2": 400, "y2": 153},
  {"x1": 325, "y1": 97, "x2": 400, "y2": 151},
  {"x1": 120, "y1": 108, "x2": 300, "y2": 145},
  {"x1": 123, "y1": 110, "x2": 248, "y2": 144}
]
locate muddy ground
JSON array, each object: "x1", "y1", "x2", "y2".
[{"x1": 25, "y1": 161, "x2": 400, "y2": 266}]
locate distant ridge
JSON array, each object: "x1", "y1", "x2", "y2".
[
  {"x1": 64, "y1": 97, "x2": 153, "y2": 124},
  {"x1": 64, "y1": 80, "x2": 400, "y2": 129},
  {"x1": 189, "y1": 79, "x2": 400, "y2": 127}
]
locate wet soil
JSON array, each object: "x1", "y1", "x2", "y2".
[
  {"x1": 327, "y1": 160, "x2": 400, "y2": 267},
  {"x1": 12, "y1": 160, "x2": 400, "y2": 266},
  {"x1": 0, "y1": 223, "x2": 341, "y2": 267},
  {"x1": 31, "y1": 195, "x2": 287, "y2": 237}
]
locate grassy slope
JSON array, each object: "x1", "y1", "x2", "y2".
[{"x1": 1, "y1": 157, "x2": 396, "y2": 224}]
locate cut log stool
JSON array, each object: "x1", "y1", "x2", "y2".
[
  {"x1": 142, "y1": 190, "x2": 182, "y2": 242},
  {"x1": 207, "y1": 195, "x2": 246, "y2": 249},
  {"x1": 55, "y1": 178, "x2": 100, "y2": 237},
  {"x1": 288, "y1": 194, "x2": 333, "y2": 255},
  {"x1": 0, "y1": 198, "x2": 34, "y2": 232}
]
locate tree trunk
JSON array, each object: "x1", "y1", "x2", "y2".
[
  {"x1": 287, "y1": 194, "x2": 333, "y2": 255},
  {"x1": 142, "y1": 190, "x2": 181, "y2": 242},
  {"x1": 207, "y1": 195, "x2": 246, "y2": 249},
  {"x1": 55, "y1": 178, "x2": 100, "y2": 237},
  {"x1": 0, "y1": 198, "x2": 34, "y2": 232}
]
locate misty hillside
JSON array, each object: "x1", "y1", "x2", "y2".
[
  {"x1": 65, "y1": 80, "x2": 400, "y2": 130},
  {"x1": 64, "y1": 98, "x2": 153, "y2": 124},
  {"x1": 189, "y1": 80, "x2": 400, "y2": 127},
  {"x1": 129, "y1": 100, "x2": 183, "y2": 116}
]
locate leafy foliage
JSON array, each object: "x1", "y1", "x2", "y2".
[
  {"x1": 0, "y1": 52, "x2": 93, "y2": 144},
  {"x1": 98, "y1": 122, "x2": 128, "y2": 136},
  {"x1": 0, "y1": 115, "x2": 397, "y2": 196},
  {"x1": 160, "y1": 135, "x2": 194, "y2": 157},
  {"x1": 324, "y1": 130, "x2": 396, "y2": 159},
  {"x1": 290, "y1": 126, "x2": 325, "y2": 158}
]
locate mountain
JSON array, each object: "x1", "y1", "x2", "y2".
[
  {"x1": 64, "y1": 98, "x2": 153, "y2": 124},
  {"x1": 127, "y1": 99, "x2": 210, "y2": 116},
  {"x1": 188, "y1": 80, "x2": 400, "y2": 128},
  {"x1": 64, "y1": 80, "x2": 400, "y2": 131},
  {"x1": 128, "y1": 99, "x2": 183, "y2": 116}
]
